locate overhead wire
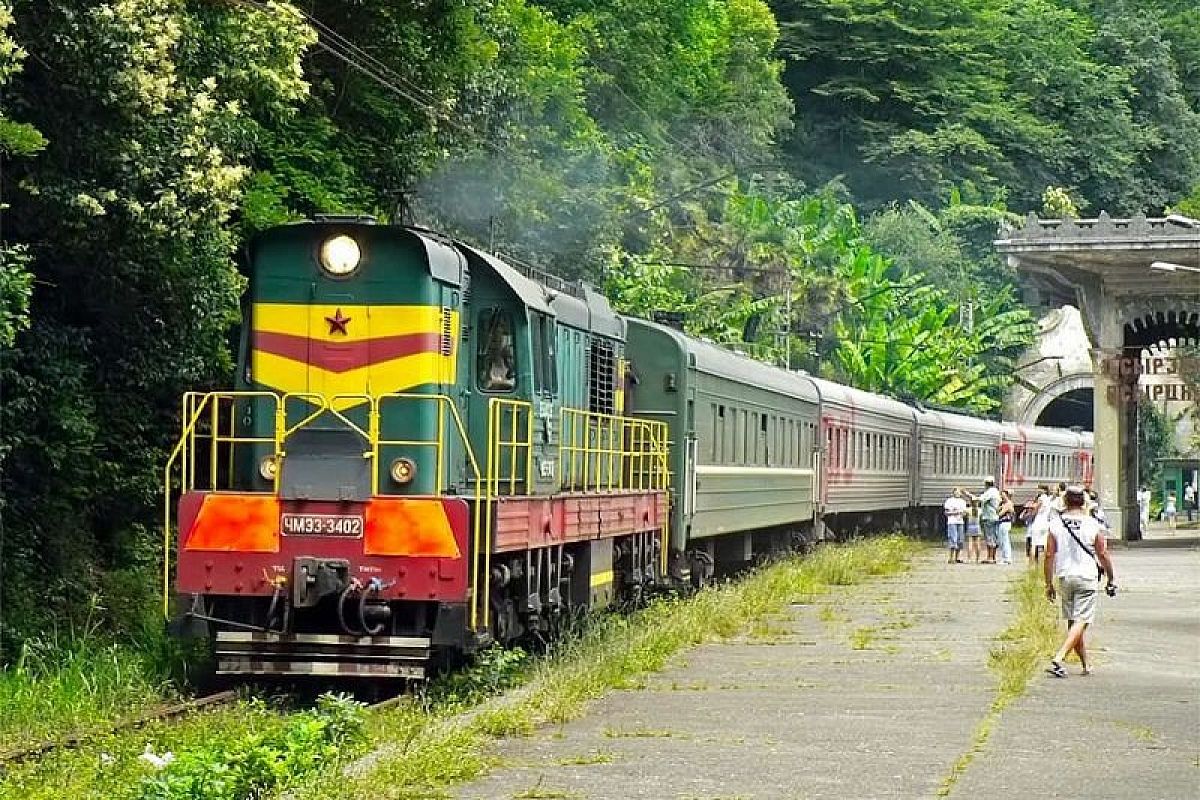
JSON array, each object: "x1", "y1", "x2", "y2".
[{"x1": 224, "y1": 0, "x2": 784, "y2": 282}]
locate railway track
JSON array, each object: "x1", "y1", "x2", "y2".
[
  {"x1": 0, "y1": 689, "x2": 239, "y2": 768},
  {"x1": 0, "y1": 687, "x2": 409, "y2": 770}
]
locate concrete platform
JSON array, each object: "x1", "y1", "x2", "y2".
[{"x1": 454, "y1": 544, "x2": 1200, "y2": 800}]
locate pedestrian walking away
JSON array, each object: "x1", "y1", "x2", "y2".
[
  {"x1": 997, "y1": 489, "x2": 1016, "y2": 565},
  {"x1": 978, "y1": 477, "x2": 1001, "y2": 563},
  {"x1": 1044, "y1": 485, "x2": 1117, "y2": 678},
  {"x1": 944, "y1": 488, "x2": 967, "y2": 564},
  {"x1": 1164, "y1": 491, "x2": 1178, "y2": 529}
]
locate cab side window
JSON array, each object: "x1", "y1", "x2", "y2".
[{"x1": 478, "y1": 309, "x2": 516, "y2": 392}]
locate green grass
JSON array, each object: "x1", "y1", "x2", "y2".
[
  {"x1": 511, "y1": 785, "x2": 578, "y2": 799},
  {"x1": 318, "y1": 535, "x2": 918, "y2": 800},
  {"x1": 937, "y1": 566, "x2": 1058, "y2": 797},
  {"x1": 554, "y1": 751, "x2": 615, "y2": 766},
  {"x1": 0, "y1": 628, "x2": 177, "y2": 752},
  {"x1": 0, "y1": 698, "x2": 296, "y2": 799},
  {"x1": 849, "y1": 626, "x2": 878, "y2": 650},
  {"x1": 0, "y1": 536, "x2": 916, "y2": 798},
  {"x1": 817, "y1": 605, "x2": 841, "y2": 624},
  {"x1": 603, "y1": 726, "x2": 681, "y2": 738},
  {"x1": 1113, "y1": 720, "x2": 1157, "y2": 743}
]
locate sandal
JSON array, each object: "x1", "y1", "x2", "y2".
[
  {"x1": 1081, "y1": 666, "x2": 1092, "y2": 676},
  {"x1": 1046, "y1": 660, "x2": 1067, "y2": 678}
]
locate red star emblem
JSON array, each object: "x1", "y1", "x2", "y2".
[{"x1": 325, "y1": 308, "x2": 351, "y2": 335}]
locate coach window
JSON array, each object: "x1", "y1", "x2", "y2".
[{"x1": 478, "y1": 309, "x2": 516, "y2": 392}]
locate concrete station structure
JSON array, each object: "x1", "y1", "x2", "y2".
[{"x1": 995, "y1": 213, "x2": 1200, "y2": 540}]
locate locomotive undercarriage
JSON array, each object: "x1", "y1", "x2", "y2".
[
  {"x1": 185, "y1": 530, "x2": 665, "y2": 679},
  {"x1": 488, "y1": 530, "x2": 664, "y2": 645}
]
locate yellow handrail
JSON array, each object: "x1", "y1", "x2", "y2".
[
  {"x1": 164, "y1": 390, "x2": 671, "y2": 629},
  {"x1": 162, "y1": 391, "x2": 281, "y2": 617},
  {"x1": 559, "y1": 407, "x2": 670, "y2": 492},
  {"x1": 376, "y1": 393, "x2": 487, "y2": 629}
]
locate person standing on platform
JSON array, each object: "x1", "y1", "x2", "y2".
[
  {"x1": 944, "y1": 488, "x2": 967, "y2": 564},
  {"x1": 965, "y1": 500, "x2": 983, "y2": 564},
  {"x1": 1052, "y1": 482, "x2": 1068, "y2": 514},
  {"x1": 1164, "y1": 491, "x2": 1178, "y2": 529},
  {"x1": 1136, "y1": 486, "x2": 1151, "y2": 534},
  {"x1": 1045, "y1": 485, "x2": 1116, "y2": 678},
  {"x1": 1029, "y1": 484, "x2": 1054, "y2": 564},
  {"x1": 997, "y1": 490, "x2": 1016, "y2": 565},
  {"x1": 978, "y1": 478, "x2": 1001, "y2": 564},
  {"x1": 1185, "y1": 482, "x2": 1196, "y2": 522}
]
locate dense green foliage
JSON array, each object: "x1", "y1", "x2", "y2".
[
  {"x1": 1137, "y1": 398, "x2": 1177, "y2": 490},
  {"x1": 0, "y1": 0, "x2": 1195, "y2": 648},
  {"x1": 773, "y1": 0, "x2": 1200, "y2": 214},
  {"x1": 136, "y1": 694, "x2": 365, "y2": 800}
]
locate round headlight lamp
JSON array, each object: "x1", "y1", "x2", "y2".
[
  {"x1": 259, "y1": 455, "x2": 279, "y2": 482},
  {"x1": 390, "y1": 457, "x2": 417, "y2": 486},
  {"x1": 319, "y1": 234, "x2": 361, "y2": 276}
]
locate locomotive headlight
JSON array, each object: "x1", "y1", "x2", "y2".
[
  {"x1": 319, "y1": 234, "x2": 361, "y2": 276},
  {"x1": 390, "y1": 457, "x2": 417, "y2": 485},
  {"x1": 259, "y1": 455, "x2": 279, "y2": 482}
]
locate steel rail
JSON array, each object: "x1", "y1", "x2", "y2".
[{"x1": 0, "y1": 690, "x2": 238, "y2": 768}]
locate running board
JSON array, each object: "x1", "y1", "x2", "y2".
[{"x1": 215, "y1": 631, "x2": 431, "y2": 679}]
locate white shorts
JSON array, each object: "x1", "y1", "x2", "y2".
[
  {"x1": 1030, "y1": 521, "x2": 1049, "y2": 548},
  {"x1": 1058, "y1": 575, "x2": 1098, "y2": 624}
]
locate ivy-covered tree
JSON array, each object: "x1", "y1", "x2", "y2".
[
  {"x1": 0, "y1": 0, "x2": 313, "y2": 641},
  {"x1": 0, "y1": 1, "x2": 42, "y2": 350},
  {"x1": 771, "y1": 0, "x2": 1200, "y2": 214}
]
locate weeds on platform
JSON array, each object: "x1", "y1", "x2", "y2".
[
  {"x1": 937, "y1": 566, "x2": 1058, "y2": 797},
  {"x1": 332, "y1": 535, "x2": 918, "y2": 800}
]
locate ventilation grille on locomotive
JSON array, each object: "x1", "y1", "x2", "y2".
[
  {"x1": 589, "y1": 339, "x2": 616, "y2": 414},
  {"x1": 440, "y1": 307, "x2": 453, "y2": 356}
]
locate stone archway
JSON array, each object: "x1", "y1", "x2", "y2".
[
  {"x1": 997, "y1": 213, "x2": 1200, "y2": 540},
  {"x1": 1021, "y1": 373, "x2": 1095, "y2": 429}
]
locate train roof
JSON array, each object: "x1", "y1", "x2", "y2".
[
  {"x1": 1002, "y1": 421, "x2": 1088, "y2": 448},
  {"x1": 804, "y1": 375, "x2": 918, "y2": 423},
  {"x1": 918, "y1": 408, "x2": 1006, "y2": 437},
  {"x1": 456, "y1": 241, "x2": 624, "y2": 339},
  {"x1": 626, "y1": 318, "x2": 820, "y2": 403}
]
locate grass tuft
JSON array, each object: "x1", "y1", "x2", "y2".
[
  {"x1": 849, "y1": 626, "x2": 878, "y2": 650},
  {"x1": 554, "y1": 751, "x2": 615, "y2": 766}
]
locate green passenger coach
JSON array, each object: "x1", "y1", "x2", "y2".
[{"x1": 625, "y1": 319, "x2": 820, "y2": 584}]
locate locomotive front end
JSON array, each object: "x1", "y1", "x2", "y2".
[{"x1": 168, "y1": 220, "x2": 477, "y2": 679}]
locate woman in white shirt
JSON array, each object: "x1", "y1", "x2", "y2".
[{"x1": 1028, "y1": 484, "x2": 1054, "y2": 565}]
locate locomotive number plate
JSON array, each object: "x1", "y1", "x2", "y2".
[{"x1": 281, "y1": 513, "x2": 364, "y2": 537}]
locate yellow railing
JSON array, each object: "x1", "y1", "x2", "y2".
[
  {"x1": 375, "y1": 393, "x2": 485, "y2": 629},
  {"x1": 559, "y1": 408, "x2": 671, "y2": 576},
  {"x1": 164, "y1": 391, "x2": 671, "y2": 628},
  {"x1": 559, "y1": 408, "x2": 670, "y2": 492},
  {"x1": 163, "y1": 391, "x2": 282, "y2": 616},
  {"x1": 486, "y1": 399, "x2": 534, "y2": 497}
]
